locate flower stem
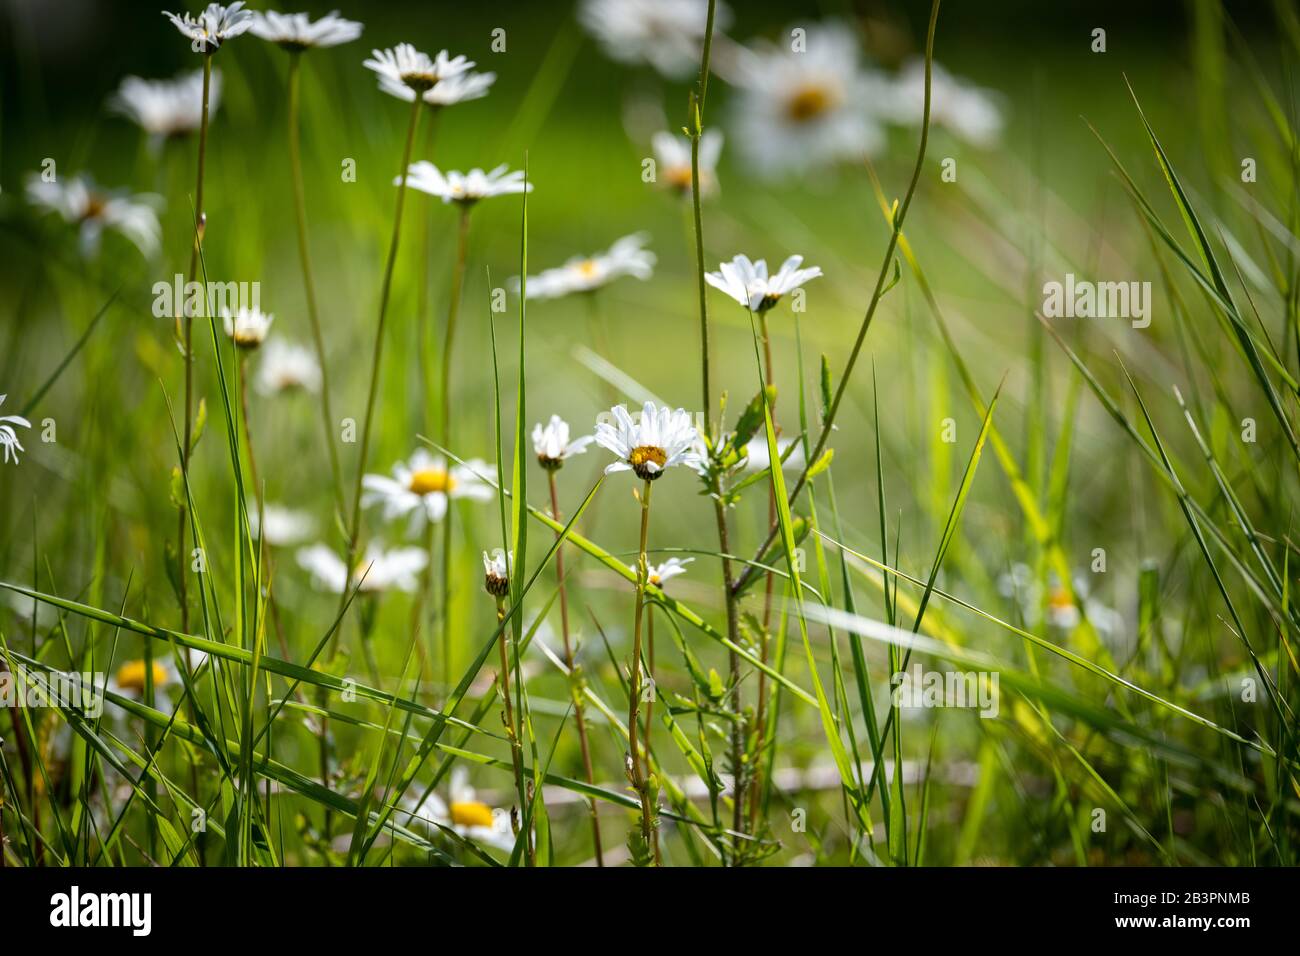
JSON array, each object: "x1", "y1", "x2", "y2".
[
  {"x1": 286, "y1": 51, "x2": 345, "y2": 522},
  {"x1": 177, "y1": 52, "x2": 213, "y2": 636},
  {"x1": 548, "y1": 469, "x2": 603, "y2": 865},
  {"x1": 627, "y1": 478, "x2": 659, "y2": 864},
  {"x1": 417, "y1": 105, "x2": 442, "y2": 430},
  {"x1": 752, "y1": 308, "x2": 776, "y2": 829},
  {"x1": 338, "y1": 94, "x2": 424, "y2": 638},
  {"x1": 691, "y1": 0, "x2": 718, "y2": 437},
  {"x1": 496, "y1": 595, "x2": 534, "y2": 866}
]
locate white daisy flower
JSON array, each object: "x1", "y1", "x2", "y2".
[
  {"x1": 222, "y1": 306, "x2": 274, "y2": 349},
  {"x1": 363, "y1": 44, "x2": 472, "y2": 96},
  {"x1": 0, "y1": 395, "x2": 31, "y2": 465},
  {"x1": 579, "y1": 0, "x2": 732, "y2": 79},
  {"x1": 403, "y1": 767, "x2": 515, "y2": 851},
  {"x1": 517, "y1": 233, "x2": 655, "y2": 301},
  {"x1": 705, "y1": 253, "x2": 822, "y2": 313},
  {"x1": 483, "y1": 548, "x2": 512, "y2": 597},
  {"x1": 379, "y1": 69, "x2": 496, "y2": 106},
  {"x1": 731, "y1": 21, "x2": 885, "y2": 178},
  {"x1": 248, "y1": 9, "x2": 363, "y2": 51},
  {"x1": 109, "y1": 69, "x2": 221, "y2": 145},
  {"x1": 361, "y1": 449, "x2": 493, "y2": 532},
  {"x1": 878, "y1": 59, "x2": 1004, "y2": 147},
  {"x1": 742, "y1": 437, "x2": 804, "y2": 473},
  {"x1": 163, "y1": 2, "x2": 254, "y2": 53},
  {"x1": 296, "y1": 542, "x2": 427, "y2": 594},
  {"x1": 254, "y1": 339, "x2": 321, "y2": 395},
  {"x1": 401, "y1": 162, "x2": 531, "y2": 205},
  {"x1": 595, "y1": 401, "x2": 704, "y2": 480},
  {"x1": 651, "y1": 129, "x2": 722, "y2": 197},
  {"x1": 532, "y1": 415, "x2": 594, "y2": 470},
  {"x1": 645, "y1": 556, "x2": 693, "y2": 588},
  {"x1": 249, "y1": 503, "x2": 315, "y2": 547},
  {"x1": 26, "y1": 174, "x2": 162, "y2": 259}
]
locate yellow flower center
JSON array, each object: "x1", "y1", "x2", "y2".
[
  {"x1": 1048, "y1": 587, "x2": 1073, "y2": 610},
  {"x1": 786, "y1": 84, "x2": 836, "y2": 123},
  {"x1": 629, "y1": 446, "x2": 667, "y2": 470},
  {"x1": 665, "y1": 165, "x2": 694, "y2": 190},
  {"x1": 408, "y1": 468, "x2": 455, "y2": 496},
  {"x1": 450, "y1": 801, "x2": 495, "y2": 828},
  {"x1": 576, "y1": 259, "x2": 600, "y2": 278},
  {"x1": 115, "y1": 660, "x2": 170, "y2": 693}
]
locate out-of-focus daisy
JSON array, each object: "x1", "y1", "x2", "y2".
[
  {"x1": 579, "y1": 0, "x2": 732, "y2": 79},
  {"x1": 380, "y1": 69, "x2": 496, "y2": 106},
  {"x1": 645, "y1": 556, "x2": 693, "y2": 588},
  {"x1": 401, "y1": 163, "x2": 531, "y2": 205},
  {"x1": 705, "y1": 254, "x2": 822, "y2": 313},
  {"x1": 248, "y1": 9, "x2": 362, "y2": 50},
  {"x1": 532, "y1": 415, "x2": 594, "y2": 470},
  {"x1": 222, "y1": 306, "x2": 274, "y2": 349},
  {"x1": 0, "y1": 395, "x2": 31, "y2": 465},
  {"x1": 596, "y1": 402, "x2": 703, "y2": 480},
  {"x1": 731, "y1": 21, "x2": 884, "y2": 178},
  {"x1": 107, "y1": 648, "x2": 208, "y2": 701},
  {"x1": 483, "y1": 549, "x2": 512, "y2": 597},
  {"x1": 255, "y1": 339, "x2": 321, "y2": 395},
  {"x1": 517, "y1": 233, "x2": 655, "y2": 301},
  {"x1": 403, "y1": 767, "x2": 515, "y2": 851},
  {"x1": 249, "y1": 503, "x2": 315, "y2": 546},
  {"x1": 26, "y1": 174, "x2": 162, "y2": 259},
  {"x1": 878, "y1": 59, "x2": 1004, "y2": 146},
  {"x1": 742, "y1": 437, "x2": 804, "y2": 473},
  {"x1": 109, "y1": 69, "x2": 221, "y2": 146},
  {"x1": 361, "y1": 449, "x2": 493, "y2": 531},
  {"x1": 296, "y1": 542, "x2": 427, "y2": 594},
  {"x1": 651, "y1": 129, "x2": 722, "y2": 197},
  {"x1": 163, "y1": 2, "x2": 254, "y2": 53},
  {"x1": 364, "y1": 44, "x2": 471, "y2": 96}
]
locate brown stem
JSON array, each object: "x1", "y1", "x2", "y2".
[{"x1": 626, "y1": 478, "x2": 659, "y2": 864}]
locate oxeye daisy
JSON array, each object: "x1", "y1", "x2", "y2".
[
  {"x1": 163, "y1": 2, "x2": 254, "y2": 53},
  {"x1": 255, "y1": 339, "x2": 321, "y2": 395},
  {"x1": 483, "y1": 549, "x2": 512, "y2": 597},
  {"x1": 361, "y1": 449, "x2": 492, "y2": 532},
  {"x1": 516, "y1": 233, "x2": 655, "y2": 301},
  {"x1": 403, "y1": 768, "x2": 515, "y2": 851},
  {"x1": 296, "y1": 542, "x2": 427, "y2": 594},
  {"x1": 363, "y1": 44, "x2": 472, "y2": 96},
  {"x1": 705, "y1": 254, "x2": 822, "y2": 313},
  {"x1": 645, "y1": 556, "x2": 693, "y2": 588},
  {"x1": 222, "y1": 306, "x2": 274, "y2": 349},
  {"x1": 580, "y1": 0, "x2": 732, "y2": 79},
  {"x1": 25, "y1": 174, "x2": 162, "y2": 259},
  {"x1": 107, "y1": 648, "x2": 207, "y2": 701},
  {"x1": 0, "y1": 395, "x2": 32, "y2": 465},
  {"x1": 247, "y1": 9, "x2": 363, "y2": 51},
  {"x1": 532, "y1": 415, "x2": 594, "y2": 471},
  {"x1": 595, "y1": 401, "x2": 703, "y2": 480},
  {"x1": 651, "y1": 129, "x2": 723, "y2": 197},
  {"x1": 379, "y1": 69, "x2": 496, "y2": 106},
  {"x1": 401, "y1": 162, "x2": 531, "y2": 205},
  {"x1": 109, "y1": 69, "x2": 221, "y2": 146},
  {"x1": 731, "y1": 20, "x2": 885, "y2": 178}
]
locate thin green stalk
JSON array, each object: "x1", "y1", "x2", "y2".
[
  {"x1": 627, "y1": 478, "x2": 659, "y2": 864},
  {"x1": 338, "y1": 94, "x2": 424, "y2": 632},
  {"x1": 286, "y1": 51, "x2": 345, "y2": 520},
  {"x1": 417, "y1": 105, "x2": 442, "y2": 430},
  {"x1": 548, "y1": 468, "x2": 603, "y2": 865},
  {"x1": 177, "y1": 52, "x2": 213, "y2": 636},
  {"x1": 495, "y1": 594, "x2": 533, "y2": 865},
  {"x1": 731, "y1": 0, "x2": 940, "y2": 597}
]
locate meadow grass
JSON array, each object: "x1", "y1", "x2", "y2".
[{"x1": 1, "y1": 0, "x2": 1298, "y2": 867}]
